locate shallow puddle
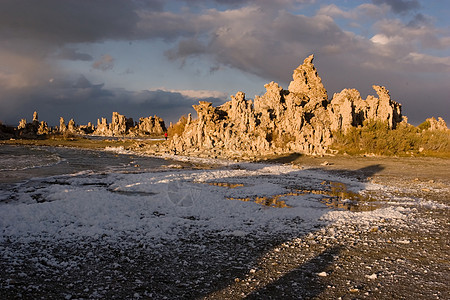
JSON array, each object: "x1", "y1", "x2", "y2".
[
  {"x1": 227, "y1": 194, "x2": 293, "y2": 208},
  {"x1": 207, "y1": 182, "x2": 245, "y2": 188},
  {"x1": 227, "y1": 181, "x2": 382, "y2": 211},
  {"x1": 108, "y1": 189, "x2": 157, "y2": 196},
  {"x1": 300, "y1": 181, "x2": 382, "y2": 212},
  {"x1": 199, "y1": 179, "x2": 382, "y2": 211}
]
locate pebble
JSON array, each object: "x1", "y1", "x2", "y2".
[
  {"x1": 369, "y1": 226, "x2": 379, "y2": 232},
  {"x1": 317, "y1": 272, "x2": 328, "y2": 277}
]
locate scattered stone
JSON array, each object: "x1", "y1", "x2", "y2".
[{"x1": 369, "y1": 226, "x2": 379, "y2": 233}]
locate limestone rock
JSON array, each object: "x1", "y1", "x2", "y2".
[
  {"x1": 37, "y1": 121, "x2": 49, "y2": 135},
  {"x1": 16, "y1": 112, "x2": 44, "y2": 137},
  {"x1": 328, "y1": 89, "x2": 361, "y2": 132},
  {"x1": 168, "y1": 54, "x2": 404, "y2": 157},
  {"x1": 138, "y1": 115, "x2": 166, "y2": 135},
  {"x1": 67, "y1": 119, "x2": 76, "y2": 132},
  {"x1": 109, "y1": 112, "x2": 128, "y2": 136},
  {"x1": 79, "y1": 122, "x2": 95, "y2": 134},
  {"x1": 288, "y1": 54, "x2": 328, "y2": 101},
  {"x1": 426, "y1": 117, "x2": 449, "y2": 131},
  {"x1": 93, "y1": 112, "x2": 166, "y2": 137},
  {"x1": 95, "y1": 118, "x2": 109, "y2": 135},
  {"x1": 365, "y1": 86, "x2": 402, "y2": 129},
  {"x1": 329, "y1": 86, "x2": 402, "y2": 131},
  {"x1": 18, "y1": 119, "x2": 27, "y2": 130},
  {"x1": 59, "y1": 117, "x2": 67, "y2": 133}
]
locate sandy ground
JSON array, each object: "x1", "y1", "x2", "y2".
[{"x1": 248, "y1": 154, "x2": 450, "y2": 299}]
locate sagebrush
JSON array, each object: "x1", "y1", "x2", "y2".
[{"x1": 331, "y1": 120, "x2": 450, "y2": 157}]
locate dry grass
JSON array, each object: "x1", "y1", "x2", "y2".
[
  {"x1": 0, "y1": 135, "x2": 162, "y2": 150},
  {"x1": 167, "y1": 115, "x2": 188, "y2": 137},
  {"x1": 331, "y1": 120, "x2": 450, "y2": 157}
]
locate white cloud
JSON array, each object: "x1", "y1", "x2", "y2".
[
  {"x1": 400, "y1": 52, "x2": 450, "y2": 71},
  {"x1": 92, "y1": 54, "x2": 115, "y2": 71},
  {"x1": 155, "y1": 88, "x2": 228, "y2": 100},
  {"x1": 317, "y1": 4, "x2": 353, "y2": 18},
  {"x1": 370, "y1": 34, "x2": 390, "y2": 45},
  {"x1": 317, "y1": 3, "x2": 388, "y2": 20}
]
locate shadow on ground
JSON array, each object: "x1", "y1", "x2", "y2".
[{"x1": 0, "y1": 162, "x2": 385, "y2": 299}]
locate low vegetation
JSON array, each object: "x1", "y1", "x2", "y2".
[
  {"x1": 331, "y1": 120, "x2": 450, "y2": 157},
  {"x1": 0, "y1": 134, "x2": 161, "y2": 150},
  {"x1": 167, "y1": 115, "x2": 189, "y2": 137}
]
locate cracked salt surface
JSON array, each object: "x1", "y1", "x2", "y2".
[{"x1": 0, "y1": 155, "x2": 448, "y2": 298}]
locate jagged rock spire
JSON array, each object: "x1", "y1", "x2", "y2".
[{"x1": 288, "y1": 54, "x2": 328, "y2": 101}]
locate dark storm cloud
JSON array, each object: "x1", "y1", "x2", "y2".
[
  {"x1": 54, "y1": 48, "x2": 93, "y2": 61},
  {"x1": 372, "y1": 0, "x2": 420, "y2": 14},
  {"x1": 0, "y1": 0, "x2": 161, "y2": 44},
  {"x1": 163, "y1": 7, "x2": 363, "y2": 84},
  {"x1": 155, "y1": 2, "x2": 449, "y2": 123},
  {"x1": 0, "y1": 0, "x2": 165, "y2": 91},
  {"x1": 0, "y1": 76, "x2": 226, "y2": 126},
  {"x1": 0, "y1": 0, "x2": 448, "y2": 126},
  {"x1": 164, "y1": 39, "x2": 207, "y2": 62},
  {"x1": 181, "y1": 0, "x2": 314, "y2": 9},
  {"x1": 407, "y1": 13, "x2": 431, "y2": 27}
]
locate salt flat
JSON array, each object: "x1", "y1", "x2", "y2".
[{"x1": 0, "y1": 151, "x2": 448, "y2": 299}]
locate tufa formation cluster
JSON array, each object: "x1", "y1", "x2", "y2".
[
  {"x1": 3, "y1": 112, "x2": 166, "y2": 138},
  {"x1": 168, "y1": 55, "x2": 404, "y2": 157}
]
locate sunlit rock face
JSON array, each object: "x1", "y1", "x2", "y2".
[
  {"x1": 137, "y1": 115, "x2": 166, "y2": 136},
  {"x1": 426, "y1": 117, "x2": 449, "y2": 131},
  {"x1": 169, "y1": 54, "x2": 404, "y2": 157},
  {"x1": 15, "y1": 111, "x2": 48, "y2": 138},
  {"x1": 92, "y1": 112, "x2": 166, "y2": 137}
]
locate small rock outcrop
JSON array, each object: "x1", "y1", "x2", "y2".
[
  {"x1": 15, "y1": 111, "x2": 49, "y2": 138},
  {"x1": 169, "y1": 55, "x2": 404, "y2": 157},
  {"x1": 59, "y1": 117, "x2": 67, "y2": 133},
  {"x1": 329, "y1": 86, "x2": 402, "y2": 131},
  {"x1": 93, "y1": 112, "x2": 166, "y2": 136},
  {"x1": 426, "y1": 117, "x2": 449, "y2": 131},
  {"x1": 137, "y1": 115, "x2": 166, "y2": 135}
]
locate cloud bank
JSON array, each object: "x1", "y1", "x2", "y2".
[{"x1": 0, "y1": 0, "x2": 448, "y2": 126}]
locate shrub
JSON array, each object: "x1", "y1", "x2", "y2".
[
  {"x1": 271, "y1": 129, "x2": 296, "y2": 149},
  {"x1": 331, "y1": 120, "x2": 450, "y2": 157},
  {"x1": 418, "y1": 120, "x2": 431, "y2": 131},
  {"x1": 167, "y1": 115, "x2": 188, "y2": 137}
]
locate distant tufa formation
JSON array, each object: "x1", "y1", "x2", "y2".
[
  {"x1": 15, "y1": 111, "x2": 51, "y2": 138},
  {"x1": 91, "y1": 112, "x2": 166, "y2": 136},
  {"x1": 3, "y1": 112, "x2": 166, "y2": 138},
  {"x1": 168, "y1": 55, "x2": 408, "y2": 157},
  {"x1": 59, "y1": 112, "x2": 166, "y2": 137}
]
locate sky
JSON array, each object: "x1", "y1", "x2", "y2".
[{"x1": 0, "y1": 0, "x2": 449, "y2": 126}]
